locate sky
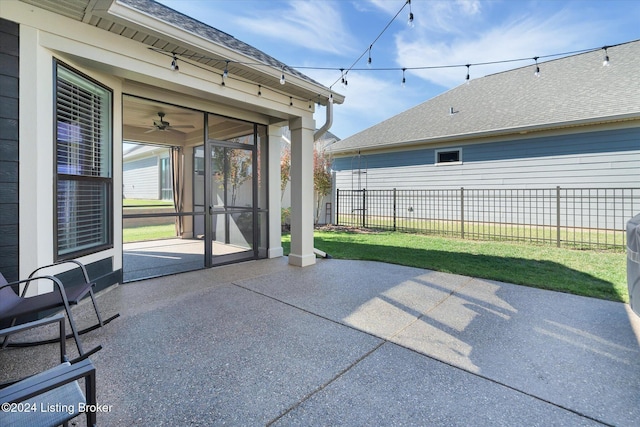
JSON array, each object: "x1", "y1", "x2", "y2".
[{"x1": 156, "y1": 0, "x2": 640, "y2": 139}]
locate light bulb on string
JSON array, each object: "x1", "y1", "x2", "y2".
[
  {"x1": 257, "y1": 85, "x2": 262, "y2": 96},
  {"x1": 465, "y1": 64, "x2": 470, "y2": 85},
  {"x1": 340, "y1": 69, "x2": 348, "y2": 88},
  {"x1": 280, "y1": 67, "x2": 286, "y2": 85},
  {"x1": 170, "y1": 55, "x2": 179, "y2": 71},
  {"x1": 223, "y1": 60, "x2": 229, "y2": 79},
  {"x1": 401, "y1": 68, "x2": 406, "y2": 87},
  {"x1": 602, "y1": 46, "x2": 610, "y2": 67},
  {"x1": 533, "y1": 57, "x2": 540, "y2": 77},
  {"x1": 367, "y1": 46, "x2": 372, "y2": 68},
  {"x1": 407, "y1": 0, "x2": 414, "y2": 27}
]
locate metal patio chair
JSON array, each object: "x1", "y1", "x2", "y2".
[
  {"x1": 0, "y1": 314, "x2": 98, "y2": 427},
  {"x1": 0, "y1": 260, "x2": 117, "y2": 361}
]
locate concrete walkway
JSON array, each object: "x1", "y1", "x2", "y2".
[{"x1": 2, "y1": 257, "x2": 639, "y2": 426}]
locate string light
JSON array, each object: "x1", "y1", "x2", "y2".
[
  {"x1": 602, "y1": 46, "x2": 610, "y2": 66},
  {"x1": 289, "y1": 97, "x2": 293, "y2": 106},
  {"x1": 223, "y1": 60, "x2": 229, "y2": 79},
  {"x1": 153, "y1": 38, "x2": 631, "y2": 110},
  {"x1": 328, "y1": 0, "x2": 413, "y2": 89},
  {"x1": 367, "y1": 45, "x2": 372, "y2": 67},
  {"x1": 401, "y1": 68, "x2": 406, "y2": 87},
  {"x1": 407, "y1": 0, "x2": 414, "y2": 28}
]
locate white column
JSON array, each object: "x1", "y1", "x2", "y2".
[
  {"x1": 288, "y1": 116, "x2": 316, "y2": 267},
  {"x1": 268, "y1": 125, "x2": 284, "y2": 258}
]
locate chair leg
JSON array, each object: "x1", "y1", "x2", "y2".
[
  {"x1": 88, "y1": 287, "x2": 104, "y2": 327},
  {"x1": 85, "y1": 366, "x2": 97, "y2": 426},
  {"x1": 62, "y1": 301, "x2": 84, "y2": 356},
  {"x1": 1, "y1": 318, "x2": 18, "y2": 349}
]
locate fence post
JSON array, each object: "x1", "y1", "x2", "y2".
[
  {"x1": 336, "y1": 189, "x2": 340, "y2": 226},
  {"x1": 393, "y1": 188, "x2": 397, "y2": 231},
  {"x1": 460, "y1": 187, "x2": 465, "y2": 239},
  {"x1": 362, "y1": 189, "x2": 367, "y2": 228},
  {"x1": 556, "y1": 186, "x2": 561, "y2": 247}
]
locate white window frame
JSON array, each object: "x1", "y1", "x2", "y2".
[
  {"x1": 54, "y1": 61, "x2": 113, "y2": 259},
  {"x1": 435, "y1": 147, "x2": 463, "y2": 165}
]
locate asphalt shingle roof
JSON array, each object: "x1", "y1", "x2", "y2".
[
  {"x1": 120, "y1": 0, "x2": 322, "y2": 87},
  {"x1": 331, "y1": 39, "x2": 640, "y2": 153}
]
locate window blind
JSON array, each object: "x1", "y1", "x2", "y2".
[{"x1": 55, "y1": 63, "x2": 112, "y2": 257}]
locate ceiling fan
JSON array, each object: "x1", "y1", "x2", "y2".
[{"x1": 145, "y1": 112, "x2": 194, "y2": 133}]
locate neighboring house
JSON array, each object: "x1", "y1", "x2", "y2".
[
  {"x1": 0, "y1": 0, "x2": 344, "y2": 289},
  {"x1": 329, "y1": 40, "x2": 640, "y2": 193},
  {"x1": 123, "y1": 143, "x2": 172, "y2": 200},
  {"x1": 280, "y1": 127, "x2": 339, "y2": 225}
]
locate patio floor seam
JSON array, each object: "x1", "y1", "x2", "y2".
[{"x1": 231, "y1": 280, "x2": 615, "y2": 427}]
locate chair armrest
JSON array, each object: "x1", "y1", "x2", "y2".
[
  {"x1": 0, "y1": 359, "x2": 97, "y2": 427},
  {"x1": 0, "y1": 359, "x2": 95, "y2": 403},
  {"x1": 28, "y1": 260, "x2": 91, "y2": 285},
  {"x1": 0, "y1": 314, "x2": 67, "y2": 363},
  {"x1": 7, "y1": 275, "x2": 68, "y2": 301}
]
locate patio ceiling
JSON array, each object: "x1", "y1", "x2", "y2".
[
  {"x1": 20, "y1": 0, "x2": 343, "y2": 106},
  {"x1": 122, "y1": 96, "x2": 257, "y2": 146}
]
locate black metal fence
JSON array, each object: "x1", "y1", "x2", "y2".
[{"x1": 335, "y1": 187, "x2": 640, "y2": 250}]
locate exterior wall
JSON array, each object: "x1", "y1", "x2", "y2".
[
  {"x1": 1, "y1": 0, "x2": 322, "y2": 287},
  {"x1": 0, "y1": 18, "x2": 19, "y2": 282},
  {"x1": 332, "y1": 126, "x2": 640, "y2": 191},
  {"x1": 123, "y1": 156, "x2": 160, "y2": 200}
]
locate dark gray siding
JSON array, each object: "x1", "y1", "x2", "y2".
[
  {"x1": 0, "y1": 18, "x2": 19, "y2": 282},
  {"x1": 333, "y1": 127, "x2": 640, "y2": 190}
]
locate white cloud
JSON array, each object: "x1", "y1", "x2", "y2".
[
  {"x1": 396, "y1": 8, "x2": 598, "y2": 88},
  {"x1": 233, "y1": 1, "x2": 358, "y2": 56}
]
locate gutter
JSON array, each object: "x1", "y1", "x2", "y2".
[{"x1": 330, "y1": 112, "x2": 640, "y2": 155}]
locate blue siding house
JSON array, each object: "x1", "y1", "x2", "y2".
[{"x1": 330, "y1": 40, "x2": 640, "y2": 192}]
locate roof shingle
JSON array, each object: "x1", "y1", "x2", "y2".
[{"x1": 331, "y1": 39, "x2": 640, "y2": 153}]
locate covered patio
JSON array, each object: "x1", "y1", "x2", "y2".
[{"x1": 2, "y1": 258, "x2": 639, "y2": 426}]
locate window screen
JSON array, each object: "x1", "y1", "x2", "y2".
[{"x1": 55, "y1": 62, "x2": 112, "y2": 257}]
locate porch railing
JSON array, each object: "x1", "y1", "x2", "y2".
[{"x1": 335, "y1": 187, "x2": 640, "y2": 250}]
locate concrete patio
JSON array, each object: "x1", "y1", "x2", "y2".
[{"x1": 2, "y1": 257, "x2": 639, "y2": 426}]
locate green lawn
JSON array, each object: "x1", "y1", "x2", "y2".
[
  {"x1": 123, "y1": 199, "x2": 173, "y2": 207},
  {"x1": 282, "y1": 230, "x2": 628, "y2": 303},
  {"x1": 123, "y1": 224, "x2": 176, "y2": 243}
]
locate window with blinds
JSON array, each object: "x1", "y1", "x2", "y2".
[{"x1": 55, "y1": 62, "x2": 113, "y2": 258}]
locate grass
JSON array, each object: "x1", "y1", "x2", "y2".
[
  {"x1": 123, "y1": 199, "x2": 173, "y2": 207},
  {"x1": 282, "y1": 230, "x2": 628, "y2": 303},
  {"x1": 123, "y1": 224, "x2": 175, "y2": 243},
  {"x1": 337, "y1": 214, "x2": 628, "y2": 251}
]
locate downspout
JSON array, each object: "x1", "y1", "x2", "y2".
[
  {"x1": 313, "y1": 99, "x2": 334, "y2": 259},
  {"x1": 313, "y1": 97, "x2": 333, "y2": 142}
]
